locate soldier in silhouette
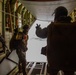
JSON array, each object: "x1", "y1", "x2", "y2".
[
  {"x1": 10, "y1": 25, "x2": 29, "y2": 75},
  {"x1": 16, "y1": 25, "x2": 29, "y2": 75},
  {"x1": 35, "y1": 6, "x2": 73, "y2": 75}
]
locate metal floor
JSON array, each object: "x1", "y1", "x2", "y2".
[{"x1": 8, "y1": 62, "x2": 47, "y2": 75}]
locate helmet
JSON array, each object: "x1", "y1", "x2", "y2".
[
  {"x1": 55, "y1": 6, "x2": 68, "y2": 16},
  {"x1": 23, "y1": 24, "x2": 29, "y2": 30},
  {"x1": 54, "y1": 6, "x2": 68, "y2": 21}
]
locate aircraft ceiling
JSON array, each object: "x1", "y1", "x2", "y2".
[{"x1": 19, "y1": 0, "x2": 76, "y2": 22}]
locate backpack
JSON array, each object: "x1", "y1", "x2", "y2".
[
  {"x1": 9, "y1": 34, "x2": 17, "y2": 51},
  {"x1": 47, "y1": 23, "x2": 76, "y2": 70},
  {"x1": 9, "y1": 32, "x2": 27, "y2": 52}
]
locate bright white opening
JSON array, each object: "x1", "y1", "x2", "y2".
[{"x1": 26, "y1": 20, "x2": 51, "y2": 62}]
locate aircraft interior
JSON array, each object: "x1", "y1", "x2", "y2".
[{"x1": 0, "y1": 0, "x2": 76, "y2": 75}]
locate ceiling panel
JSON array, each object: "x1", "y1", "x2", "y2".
[{"x1": 19, "y1": 0, "x2": 76, "y2": 22}]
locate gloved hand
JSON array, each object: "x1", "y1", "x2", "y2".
[{"x1": 36, "y1": 24, "x2": 41, "y2": 29}]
